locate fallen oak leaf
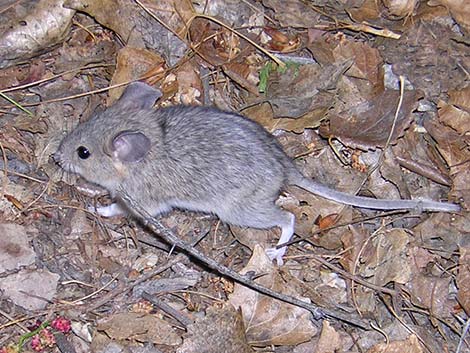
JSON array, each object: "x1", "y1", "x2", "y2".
[
  {"x1": 228, "y1": 245, "x2": 317, "y2": 347},
  {"x1": 320, "y1": 89, "x2": 421, "y2": 150},
  {"x1": 0, "y1": 0, "x2": 75, "y2": 69},
  {"x1": 97, "y1": 312, "x2": 181, "y2": 346},
  {"x1": 177, "y1": 304, "x2": 254, "y2": 353}
]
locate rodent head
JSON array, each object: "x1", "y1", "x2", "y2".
[{"x1": 54, "y1": 82, "x2": 162, "y2": 193}]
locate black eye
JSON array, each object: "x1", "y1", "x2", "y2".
[{"x1": 77, "y1": 146, "x2": 91, "y2": 159}]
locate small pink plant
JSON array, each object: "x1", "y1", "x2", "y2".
[
  {"x1": 4, "y1": 316, "x2": 72, "y2": 352},
  {"x1": 31, "y1": 328, "x2": 56, "y2": 352},
  {"x1": 51, "y1": 317, "x2": 71, "y2": 333}
]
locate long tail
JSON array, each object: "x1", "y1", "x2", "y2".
[{"x1": 291, "y1": 175, "x2": 460, "y2": 212}]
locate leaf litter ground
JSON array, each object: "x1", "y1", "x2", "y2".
[{"x1": 0, "y1": 0, "x2": 469, "y2": 352}]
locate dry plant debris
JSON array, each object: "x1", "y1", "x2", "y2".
[{"x1": 0, "y1": 0, "x2": 469, "y2": 352}]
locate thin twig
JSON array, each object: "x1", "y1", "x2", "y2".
[
  {"x1": 456, "y1": 316, "x2": 470, "y2": 353},
  {"x1": 309, "y1": 254, "x2": 397, "y2": 296},
  {"x1": 117, "y1": 186, "x2": 369, "y2": 329},
  {"x1": 0, "y1": 142, "x2": 8, "y2": 198},
  {"x1": 142, "y1": 291, "x2": 193, "y2": 327},
  {"x1": 83, "y1": 254, "x2": 186, "y2": 313},
  {"x1": 0, "y1": 63, "x2": 114, "y2": 94},
  {"x1": 185, "y1": 13, "x2": 286, "y2": 68}
]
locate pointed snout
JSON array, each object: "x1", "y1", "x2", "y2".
[{"x1": 52, "y1": 150, "x2": 63, "y2": 165}]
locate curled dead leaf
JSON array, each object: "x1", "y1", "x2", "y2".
[
  {"x1": 424, "y1": 118, "x2": 470, "y2": 209},
  {"x1": 382, "y1": 0, "x2": 418, "y2": 19},
  {"x1": 97, "y1": 312, "x2": 181, "y2": 346},
  {"x1": 64, "y1": 0, "x2": 187, "y2": 66},
  {"x1": 438, "y1": 87, "x2": 470, "y2": 135},
  {"x1": 428, "y1": 0, "x2": 470, "y2": 33},
  {"x1": 366, "y1": 334, "x2": 423, "y2": 353},
  {"x1": 315, "y1": 321, "x2": 342, "y2": 353},
  {"x1": 228, "y1": 245, "x2": 317, "y2": 347},
  {"x1": 177, "y1": 304, "x2": 254, "y2": 353},
  {"x1": 316, "y1": 213, "x2": 340, "y2": 229},
  {"x1": 320, "y1": 90, "x2": 420, "y2": 150},
  {"x1": 265, "y1": 61, "x2": 350, "y2": 119},
  {"x1": 109, "y1": 47, "x2": 166, "y2": 104},
  {"x1": 0, "y1": 0, "x2": 75, "y2": 69},
  {"x1": 262, "y1": 0, "x2": 320, "y2": 27}
]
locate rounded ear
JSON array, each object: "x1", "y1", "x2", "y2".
[
  {"x1": 111, "y1": 131, "x2": 151, "y2": 162},
  {"x1": 116, "y1": 82, "x2": 162, "y2": 110}
]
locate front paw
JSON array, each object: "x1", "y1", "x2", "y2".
[{"x1": 89, "y1": 203, "x2": 125, "y2": 217}]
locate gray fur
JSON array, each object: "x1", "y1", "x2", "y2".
[{"x1": 55, "y1": 82, "x2": 460, "y2": 264}]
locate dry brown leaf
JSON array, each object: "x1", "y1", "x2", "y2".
[
  {"x1": 343, "y1": 228, "x2": 413, "y2": 315},
  {"x1": 263, "y1": 27, "x2": 302, "y2": 53},
  {"x1": 64, "y1": 0, "x2": 187, "y2": 66},
  {"x1": 54, "y1": 25, "x2": 117, "y2": 73},
  {"x1": 223, "y1": 62, "x2": 260, "y2": 96},
  {"x1": 0, "y1": 171, "x2": 37, "y2": 218},
  {"x1": 379, "y1": 21, "x2": 466, "y2": 100},
  {"x1": 408, "y1": 246, "x2": 441, "y2": 272},
  {"x1": 97, "y1": 312, "x2": 181, "y2": 346},
  {"x1": 424, "y1": 118, "x2": 470, "y2": 209},
  {"x1": 438, "y1": 87, "x2": 470, "y2": 135},
  {"x1": 143, "y1": 0, "x2": 194, "y2": 37},
  {"x1": 177, "y1": 304, "x2": 254, "y2": 353},
  {"x1": 0, "y1": 61, "x2": 47, "y2": 90},
  {"x1": 439, "y1": 102, "x2": 470, "y2": 134},
  {"x1": 457, "y1": 246, "x2": 470, "y2": 315},
  {"x1": 374, "y1": 150, "x2": 412, "y2": 200},
  {"x1": 333, "y1": 40, "x2": 384, "y2": 95},
  {"x1": 428, "y1": 0, "x2": 470, "y2": 33},
  {"x1": 109, "y1": 47, "x2": 166, "y2": 104},
  {"x1": 321, "y1": 90, "x2": 419, "y2": 150},
  {"x1": 406, "y1": 274, "x2": 453, "y2": 318},
  {"x1": 95, "y1": 245, "x2": 140, "y2": 274},
  {"x1": 306, "y1": 31, "x2": 336, "y2": 67},
  {"x1": 364, "y1": 229, "x2": 412, "y2": 285},
  {"x1": 9, "y1": 115, "x2": 48, "y2": 134},
  {"x1": 189, "y1": 18, "x2": 252, "y2": 67},
  {"x1": 280, "y1": 187, "x2": 352, "y2": 250},
  {"x1": 315, "y1": 321, "x2": 342, "y2": 353},
  {"x1": 193, "y1": 0, "x2": 264, "y2": 29},
  {"x1": 261, "y1": 0, "x2": 320, "y2": 27},
  {"x1": 448, "y1": 86, "x2": 470, "y2": 111},
  {"x1": 412, "y1": 213, "x2": 463, "y2": 257},
  {"x1": 228, "y1": 245, "x2": 317, "y2": 346},
  {"x1": 393, "y1": 124, "x2": 453, "y2": 187},
  {"x1": 366, "y1": 334, "x2": 423, "y2": 353},
  {"x1": 266, "y1": 61, "x2": 351, "y2": 119},
  {"x1": 245, "y1": 104, "x2": 328, "y2": 133},
  {"x1": 0, "y1": 126, "x2": 35, "y2": 163},
  {"x1": 382, "y1": 0, "x2": 419, "y2": 19},
  {"x1": 348, "y1": 0, "x2": 382, "y2": 22},
  {"x1": 67, "y1": 209, "x2": 94, "y2": 239},
  {"x1": 230, "y1": 225, "x2": 278, "y2": 255},
  {"x1": 340, "y1": 226, "x2": 369, "y2": 274},
  {"x1": 0, "y1": 65, "x2": 23, "y2": 90},
  {"x1": 175, "y1": 61, "x2": 204, "y2": 105},
  {"x1": 316, "y1": 214, "x2": 340, "y2": 229},
  {"x1": 0, "y1": 0, "x2": 75, "y2": 69}
]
